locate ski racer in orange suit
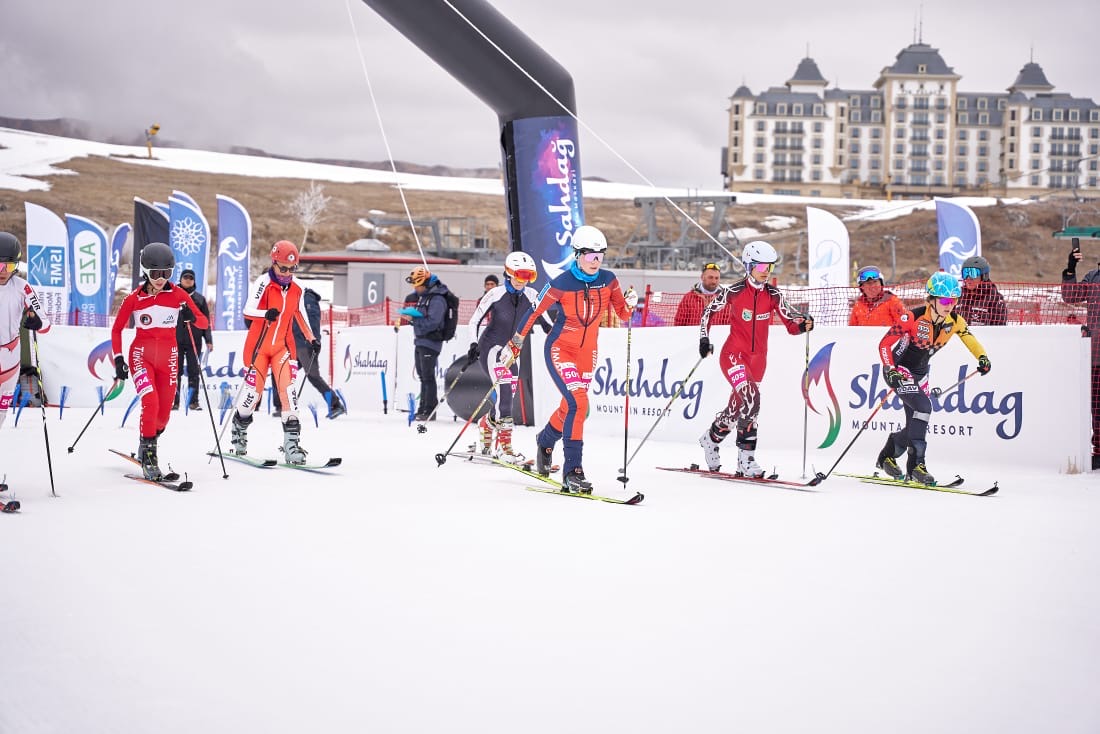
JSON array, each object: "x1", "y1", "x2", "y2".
[
  {"x1": 697, "y1": 241, "x2": 813, "y2": 477},
  {"x1": 502, "y1": 225, "x2": 637, "y2": 493}
]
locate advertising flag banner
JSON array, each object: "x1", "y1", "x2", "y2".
[
  {"x1": 109, "y1": 223, "x2": 130, "y2": 294},
  {"x1": 935, "y1": 198, "x2": 982, "y2": 276},
  {"x1": 24, "y1": 202, "x2": 69, "y2": 324},
  {"x1": 132, "y1": 198, "x2": 169, "y2": 289},
  {"x1": 169, "y1": 194, "x2": 211, "y2": 288},
  {"x1": 215, "y1": 194, "x2": 252, "y2": 331},
  {"x1": 806, "y1": 207, "x2": 851, "y2": 319},
  {"x1": 508, "y1": 115, "x2": 583, "y2": 288},
  {"x1": 65, "y1": 214, "x2": 110, "y2": 326}
]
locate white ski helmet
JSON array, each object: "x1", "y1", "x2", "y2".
[
  {"x1": 741, "y1": 241, "x2": 778, "y2": 273},
  {"x1": 504, "y1": 251, "x2": 538, "y2": 283},
  {"x1": 572, "y1": 225, "x2": 607, "y2": 253}
]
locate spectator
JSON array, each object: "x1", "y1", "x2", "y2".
[
  {"x1": 674, "y1": 262, "x2": 724, "y2": 326},
  {"x1": 483, "y1": 274, "x2": 499, "y2": 292},
  {"x1": 848, "y1": 265, "x2": 908, "y2": 326},
  {"x1": 399, "y1": 265, "x2": 453, "y2": 421},
  {"x1": 956, "y1": 256, "x2": 1007, "y2": 326},
  {"x1": 174, "y1": 269, "x2": 213, "y2": 410},
  {"x1": 1061, "y1": 239, "x2": 1100, "y2": 469}
]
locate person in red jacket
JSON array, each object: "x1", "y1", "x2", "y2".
[
  {"x1": 697, "y1": 241, "x2": 813, "y2": 477},
  {"x1": 111, "y1": 243, "x2": 209, "y2": 480},
  {"x1": 229, "y1": 240, "x2": 319, "y2": 464}
]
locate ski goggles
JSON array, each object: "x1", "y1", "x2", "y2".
[
  {"x1": 507, "y1": 268, "x2": 537, "y2": 283},
  {"x1": 1, "y1": 262, "x2": 16, "y2": 274},
  {"x1": 936, "y1": 297, "x2": 958, "y2": 307},
  {"x1": 857, "y1": 267, "x2": 882, "y2": 284},
  {"x1": 274, "y1": 263, "x2": 298, "y2": 274},
  {"x1": 577, "y1": 250, "x2": 604, "y2": 263},
  {"x1": 961, "y1": 267, "x2": 983, "y2": 280},
  {"x1": 146, "y1": 268, "x2": 172, "y2": 280},
  {"x1": 702, "y1": 262, "x2": 721, "y2": 273},
  {"x1": 749, "y1": 262, "x2": 774, "y2": 274}
]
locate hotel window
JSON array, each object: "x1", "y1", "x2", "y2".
[
  {"x1": 894, "y1": 160, "x2": 904, "y2": 170},
  {"x1": 1092, "y1": 128, "x2": 1100, "y2": 139},
  {"x1": 918, "y1": 64, "x2": 927, "y2": 73},
  {"x1": 1053, "y1": 109, "x2": 1063, "y2": 121},
  {"x1": 977, "y1": 98, "x2": 988, "y2": 110},
  {"x1": 871, "y1": 128, "x2": 882, "y2": 139},
  {"x1": 979, "y1": 130, "x2": 989, "y2": 141},
  {"x1": 977, "y1": 161, "x2": 988, "y2": 173},
  {"x1": 813, "y1": 104, "x2": 824, "y2": 116},
  {"x1": 756, "y1": 136, "x2": 766, "y2": 147},
  {"x1": 871, "y1": 97, "x2": 881, "y2": 108},
  {"x1": 871, "y1": 142, "x2": 881, "y2": 154},
  {"x1": 896, "y1": 111, "x2": 906, "y2": 123},
  {"x1": 956, "y1": 145, "x2": 968, "y2": 156},
  {"x1": 1032, "y1": 108, "x2": 1043, "y2": 121},
  {"x1": 978, "y1": 113, "x2": 988, "y2": 125},
  {"x1": 1069, "y1": 109, "x2": 1079, "y2": 122},
  {"x1": 812, "y1": 154, "x2": 822, "y2": 165},
  {"x1": 1031, "y1": 142, "x2": 1041, "y2": 153},
  {"x1": 957, "y1": 161, "x2": 967, "y2": 172},
  {"x1": 1031, "y1": 175, "x2": 1041, "y2": 185},
  {"x1": 755, "y1": 102, "x2": 767, "y2": 114},
  {"x1": 1032, "y1": 126, "x2": 1041, "y2": 136},
  {"x1": 958, "y1": 112, "x2": 968, "y2": 125},
  {"x1": 934, "y1": 143, "x2": 945, "y2": 155},
  {"x1": 756, "y1": 121, "x2": 766, "y2": 131},
  {"x1": 813, "y1": 121, "x2": 824, "y2": 133},
  {"x1": 733, "y1": 104, "x2": 741, "y2": 115},
  {"x1": 850, "y1": 96, "x2": 861, "y2": 107},
  {"x1": 957, "y1": 99, "x2": 968, "y2": 109},
  {"x1": 871, "y1": 111, "x2": 882, "y2": 122},
  {"x1": 894, "y1": 143, "x2": 905, "y2": 154},
  {"x1": 777, "y1": 103, "x2": 787, "y2": 115},
  {"x1": 852, "y1": 110, "x2": 861, "y2": 122},
  {"x1": 851, "y1": 128, "x2": 861, "y2": 138},
  {"x1": 958, "y1": 130, "x2": 968, "y2": 141},
  {"x1": 754, "y1": 168, "x2": 764, "y2": 179},
  {"x1": 1031, "y1": 159, "x2": 1041, "y2": 169},
  {"x1": 1092, "y1": 110, "x2": 1100, "y2": 122},
  {"x1": 998, "y1": 99, "x2": 1007, "y2": 110},
  {"x1": 755, "y1": 152, "x2": 765, "y2": 164},
  {"x1": 895, "y1": 127, "x2": 906, "y2": 139},
  {"x1": 793, "y1": 104, "x2": 803, "y2": 116}
]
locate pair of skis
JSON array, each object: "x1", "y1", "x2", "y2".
[
  {"x1": 109, "y1": 449, "x2": 193, "y2": 491},
  {"x1": 211, "y1": 452, "x2": 342, "y2": 473}
]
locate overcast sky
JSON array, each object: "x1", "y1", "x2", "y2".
[{"x1": 2, "y1": 0, "x2": 1098, "y2": 189}]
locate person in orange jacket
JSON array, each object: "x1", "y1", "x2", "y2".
[
  {"x1": 229, "y1": 240, "x2": 319, "y2": 464},
  {"x1": 848, "y1": 265, "x2": 908, "y2": 327}
]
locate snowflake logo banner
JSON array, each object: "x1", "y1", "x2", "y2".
[{"x1": 169, "y1": 194, "x2": 211, "y2": 290}]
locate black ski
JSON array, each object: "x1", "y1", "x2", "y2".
[
  {"x1": 109, "y1": 448, "x2": 182, "y2": 481},
  {"x1": 123, "y1": 473, "x2": 193, "y2": 492}
]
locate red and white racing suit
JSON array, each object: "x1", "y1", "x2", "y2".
[{"x1": 0, "y1": 274, "x2": 51, "y2": 428}]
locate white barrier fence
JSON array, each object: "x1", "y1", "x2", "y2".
[{"x1": 34, "y1": 324, "x2": 1090, "y2": 473}]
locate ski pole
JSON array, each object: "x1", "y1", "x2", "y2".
[
  {"x1": 623, "y1": 354, "x2": 706, "y2": 469},
  {"x1": 617, "y1": 320, "x2": 633, "y2": 485},
  {"x1": 293, "y1": 346, "x2": 320, "y2": 403},
  {"x1": 433, "y1": 372, "x2": 507, "y2": 467},
  {"x1": 930, "y1": 370, "x2": 979, "y2": 398},
  {"x1": 186, "y1": 325, "x2": 228, "y2": 479},
  {"x1": 212, "y1": 320, "x2": 268, "y2": 454},
  {"x1": 807, "y1": 388, "x2": 895, "y2": 486},
  {"x1": 67, "y1": 379, "x2": 120, "y2": 453},
  {"x1": 801, "y1": 322, "x2": 811, "y2": 479},
  {"x1": 416, "y1": 356, "x2": 474, "y2": 430},
  {"x1": 29, "y1": 331, "x2": 57, "y2": 497}
]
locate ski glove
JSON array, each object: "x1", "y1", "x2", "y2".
[
  {"x1": 799, "y1": 315, "x2": 814, "y2": 333},
  {"x1": 884, "y1": 367, "x2": 906, "y2": 389},
  {"x1": 264, "y1": 307, "x2": 280, "y2": 322},
  {"x1": 179, "y1": 304, "x2": 195, "y2": 323},
  {"x1": 977, "y1": 355, "x2": 991, "y2": 375},
  {"x1": 699, "y1": 336, "x2": 713, "y2": 359},
  {"x1": 467, "y1": 342, "x2": 480, "y2": 366},
  {"x1": 22, "y1": 309, "x2": 43, "y2": 332},
  {"x1": 501, "y1": 334, "x2": 524, "y2": 365},
  {"x1": 114, "y1": 356, "x2": 129, "y2": 381},
  {"x1": 398, "y1": 307, "x2": 423, "y2": 319},
  {"x1": 623, "y1": 287, "x2": 639, "y2": 311},
  {"x1": 310, "y1": 339, "x2": 322, "y2": 355}
]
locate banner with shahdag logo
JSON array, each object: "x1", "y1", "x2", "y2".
[
  {"x1": 169, "y1": 194, "x2": 211, "y2": 288},
  {"x1": 507, "y1": 115, "x2": 583, "y2": 289},
  {"x1": 132, "y1": 197, "x2": 169, "y2": 289},
  {"x1": 935, "y1": 198, "x2": 981, "y2": 277},
  {"x1": 215, "y1": 194, "x2": 251, "y2": 331},
  {"x1": 24, "y1": 202, "x2": 69, "y2": 325},
  {"x1": 65, "y1": 214, "x2": 110, "y2": 326},
  {"x1": 806, "y1": 207, "x2": 850, "y2": 324}
]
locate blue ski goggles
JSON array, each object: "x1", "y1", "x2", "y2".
[
  {"x1": 857, "y1": 267, "x2": 882, "y2": 284},
  {"x1": 961, "y1": 267, "x2": 983, "y2": 280}
]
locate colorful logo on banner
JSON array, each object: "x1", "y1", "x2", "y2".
[
  {"x1": 29, "y1": 245, "x2": 66, "y2": 288},
  {"x1": 803, "y1": 342, "x2": 842, "y2": 448},
  {"x1": 169, "y1": 195, "x2": 210, "y2": 286},
  {"x1": 935, "y1": 198, "x2": 981, "y2": 277},
  {"x1": 86, "y1": 340, "x2": 125, "y2": 400},
  {"x1": 591, "y1": 356, "x2": 704, "y2": 419},
  {"x1": 215, "y1": 195, "x2": 251, "y2": 331},
  {"x1": 343, "y1": 344, "x2": 388, "y2": 383},
  {"x1": 511, "y1": 116, "x2": 584, "y2": 287},
  {"x1": 66, "y1": 214, "x2": 110, "y2": 326}
]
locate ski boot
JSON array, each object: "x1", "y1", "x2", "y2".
[
  {"x1": 477, "y1": 413, "x2": 495, "y2": 455},
  {"x1": 230, "y1": 411, "x2": 252, "y2": 456},
  {"x1": 188, "y1": 390, "x2": 202, "y2": 411},
  {"x1": 562, "y1": 467, "x2": 593, "y2": 494},
  {"x1": 698, "y1": 423, "x2": 731, "y2": 472},
  {"x1": 876, "y1": 451, "x2": 904, "y2": 479},
  {"x1": 736, "y1": 448, "x2": 766, "y2": 478},
  {"x1": 906, "y1": 449, "x2": 935, "y2": 485},
  {"x1": 326, "y1": 396, "x2": 346, "y2": 420},
  {"x1": 535, "y1": 444, "x2": 554, "y2": 477},
  {"x1": 494, "y1": 418, "x2": 525, "y2": 465},
  {"x1": 281, "y1": 417, "x2": 309, "y2": 465},
  {"x1": 138, "y1": 436, "x2": 164, "y2": 481}
]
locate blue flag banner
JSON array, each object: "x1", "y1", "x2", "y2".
[
  {"x1": 935, "y1": 198, "x2": 982, "y2": 277},
  {"x1": 65, "y1": 214, "x2": 110, "y2": 326},
  {"x1": 171, "y1": 190, "x2": 199, "y2": 209},
  {"x1": 509, "y1": 116, "x2": 584, "y2": 289},
  {"x1": 109, "y1": 223, "x2": 130, "y2": 295},
  {"x1": 215, "y1": 194, "x2": 251, "y2": 331},
  {"x1": 169, "y1": 195, "x2": 211, "y2": 288}
]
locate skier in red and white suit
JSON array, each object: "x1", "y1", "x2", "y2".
[
  {"x1": 229, "y1": 240, "x2": 319, "y2": 464},
  {"x1": 697, "y1": 241, "x2": 813, "y2": 477},
  {"x1": 111, "y1": 242, "x2": 208, "y2": 480},
  {"x1": 0, "y1": 232, "x2": 51, "y2": 431}
]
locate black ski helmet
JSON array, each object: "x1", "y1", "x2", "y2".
[
  {"x1": 0, "y1": 232, "x2": 21, "y2": 263},
  {"x1": 140, "y1": 242, "x2": 175, "y2": 279},
  {"x1": 961, "y1": 255, "x2": 991, "y2": 281}
]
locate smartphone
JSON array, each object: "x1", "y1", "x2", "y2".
[{"x1": 1072, "y1": 237, "x2": 1081, "y2": 252}]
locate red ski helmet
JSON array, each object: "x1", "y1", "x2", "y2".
[{"x1": 271, "y1": 240, "x2": 300, "y2": 264}]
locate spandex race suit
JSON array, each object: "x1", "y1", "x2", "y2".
[
  {"x1": 112, "y1": 283, "x2": 209, "y2": 439},
  {"x1": 514, "y1": 263, "x2": 632, "y2": 475},
  {"x1": 0, "y1": 274, "x2": 51, "y2": 428},
  {"x1": 238, "y1": 269, "x2": 316, "y2": 422}
]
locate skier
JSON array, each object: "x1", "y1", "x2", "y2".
[
  {"x1": 848, "y1": 265, "x2": 908, "y2": 326},
  {"x1": 271, "y1": 287, "x2": 346, "y2": 419},
  {"x1": 111, "y1": 242, "x2": 209, "y2": 480},
  {"x1": 956, "y1": 255, "x2": 1007, "y2": 326},
  {"x1": 697, "y1": 241, "x2": 814, "y2": 477},
  {"x1": 500, "y1": 225, "x2": 637, "y2": 492},
  {"x1": 229, "y1": 240, "x2": 320, "y2": 464},
  {"x1": 0, "y1": 231, "x2": 51, "y2": 426},
  {"x1": 465, "y1": 251, "x2": 550, "y2": 463},
  {"x1": 876, "y1": 272, "x2": 992, "y2": 484}
]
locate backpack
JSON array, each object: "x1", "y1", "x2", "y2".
[{"x1": 433, "y1": 289, "x2": 461, "y2": 342}]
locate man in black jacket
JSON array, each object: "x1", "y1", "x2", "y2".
[{"x1": 174, "y1": 269, "x2": 213, "y2": 410}]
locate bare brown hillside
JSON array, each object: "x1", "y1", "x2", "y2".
[{"x1": 1, "y1": 152, "x2": 1097, "y2": 285}]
